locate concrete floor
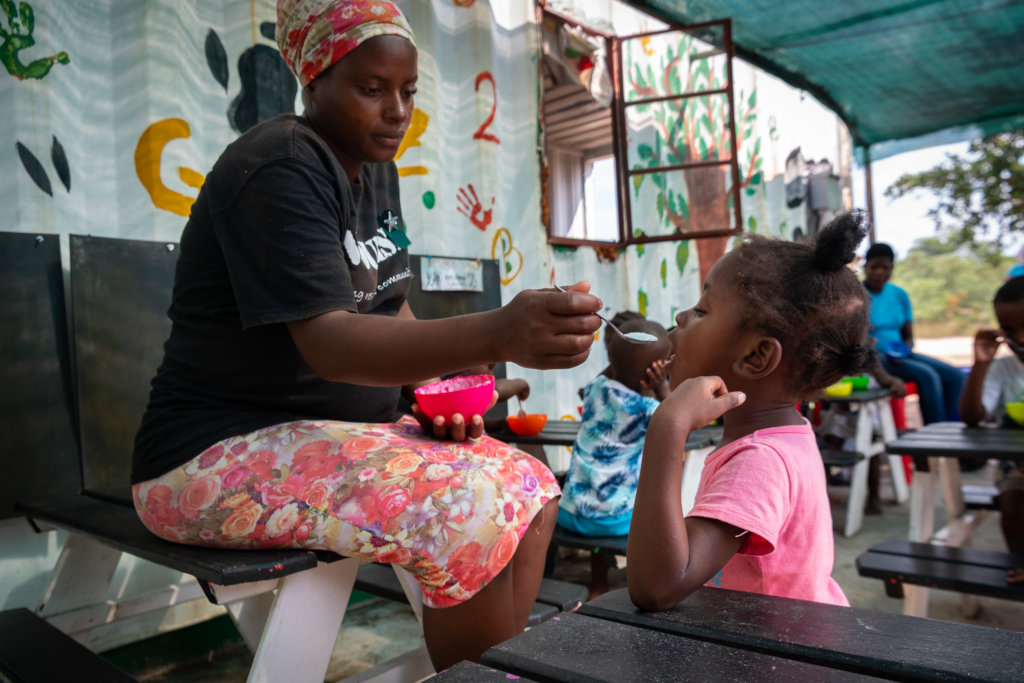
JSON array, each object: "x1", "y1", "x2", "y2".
[{"x1": 132, "y1": 455, "x2": 1024, "y2": 682}]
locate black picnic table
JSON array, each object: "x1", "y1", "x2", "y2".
[
  {"x1": 887, "y1": 420, "x2": 1024, "y2": 463},
  {"x1": 879, "y1": 421, "x2": 1024, "y2": 616},
  {"x1": 487, "y1": 420, "x2": 722, "y2": 450},
  {"x1": 446, "y1": 586, "x2": 1022, "y2": 682}
]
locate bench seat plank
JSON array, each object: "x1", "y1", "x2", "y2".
[
  {"x1": 857, "y1": 541, "x2": 1024, "y2": 603},
  {"x1": 820, "y1": 447, "x2": 864, "y2": 467},
  {"x1": 0, "y1": 608, "x2": 136, "y2": 683},
  {"x1": 579, "y1": 586, "x2": 1022, "y2": 682},
  {"x1": 866, "y1": 540, "x2": 1024, "y2": 569},
  {"x1": 425, "y1": 660, "x2": 541, "y2": 681},
  {"x1": 16, "y1": 494, "x2": 324, "y2": 585},
  {"x1": 482, "y1": 611, "x2": 878, "y2": 681},
  {"x1": 551, "y1": 527, "x2": 628, "y2": 555},
  {"x1": 354, "y1": 562, "x2": 580, "y2": 626},
  {"x1": 961, "y1": 485, "x2": 999, "y2": 510},
  {"x1": 533, "y1": 576, "x2": 588, "y2": 612}
]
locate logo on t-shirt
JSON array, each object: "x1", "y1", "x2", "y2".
[{"x1": 343, "y1": 227, "x2": 401, "y2": 271}]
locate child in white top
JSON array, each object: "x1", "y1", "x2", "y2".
[{"x1": 959, "y1": 275, "x2": 1024, "y2": 583}]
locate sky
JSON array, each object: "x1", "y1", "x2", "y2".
[{"x1": 849, "y1": 140, "x2": 1018, "y2": 260}]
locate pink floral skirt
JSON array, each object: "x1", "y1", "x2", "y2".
[{"x1": 132, "y1": 416, "x2": 560, "y2": 608}]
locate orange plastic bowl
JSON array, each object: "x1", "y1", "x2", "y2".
[
  {"x1": 506, "y1": 413, "x2": 548, "y2": 436},
  {"x1": 414, "y1": 375, "x2": 495, "y2": 424}
]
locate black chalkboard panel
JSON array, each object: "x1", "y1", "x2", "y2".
[
  {"x1": 407, "y1": 255, "x2": 502, "y2": 319},
  {"x1": 0, "y1": 232, "x2": 79, "y2": 519},
  {"x1": 71, "y1": 235, "x2": 178, "y2": 493},
  {"x1": 407, "y1": 255, "x2": 508, "y2": 419}
]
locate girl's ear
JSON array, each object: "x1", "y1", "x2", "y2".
[{"x1": 733, "y1": 336, "x2": 783, "y2": 379}]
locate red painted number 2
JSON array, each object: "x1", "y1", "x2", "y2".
[{"x1": 473, "y1": 71, "x2": 500, "y2": 145}]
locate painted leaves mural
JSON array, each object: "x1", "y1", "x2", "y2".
[{"x1": 625, "y1": 28, "x2": 763, "y2": 282}]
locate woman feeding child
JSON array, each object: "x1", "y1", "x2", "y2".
[{"x1": 131, "y1": 0, "x2": 603, "y2": 670}]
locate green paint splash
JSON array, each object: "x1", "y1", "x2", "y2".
[{"x1": 1, "y1": 0, "x2": 70, "y2": 80}]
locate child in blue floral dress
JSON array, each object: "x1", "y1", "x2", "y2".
[{"x1": 558, "y1": 318, "x2": 673, "y2": 594}]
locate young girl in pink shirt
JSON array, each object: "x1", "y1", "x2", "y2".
[{"x1": 628, "y1": 211, "x2": 877, "y2": 609}]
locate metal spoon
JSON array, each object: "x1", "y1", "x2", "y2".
[{"x1": 553, "y1": 284, "x2": 657, "y2": 344}]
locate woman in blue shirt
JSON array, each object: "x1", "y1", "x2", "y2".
[{"x1": 863, "y1": 243, "x2": 964, "y2": 423}]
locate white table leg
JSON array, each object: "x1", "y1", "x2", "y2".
[
  {"x1": 247, "y1": 557, "x2": 361, "y2": 683},
  {"x1": 38, "y1": 534, "x2": 122, "y2": 619},
  {"x1": 908, "y1": 462, "x2": 937, "y2": 543},
  {"x1": 903, "y1": 585, "x2": 930, "y2": 617},
  {"x1": 392, "y1": 565, "x2": 424, "y2": 625},
  {"x1": 845, "y1": 459, "x2": 868, "y2": 538},
  {"x1": 937, "y1": 458, "x2": 967, "y2": 522},
  {"x1": 227, "y1": 591, "x2": 276, "y2": 653},
  {"x1": 904, "y1": 461, "x2": 938, "y2": 617},
  {"x1": 875, "y1": 400, "x2": 909, "y2": 503},
  {"x1": 843, "y1": 403, "x2": 872, "y2": 537}
]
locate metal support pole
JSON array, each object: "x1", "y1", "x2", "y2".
[{"x1": 863, "y1": 145, "x2": 875, "y2": 244}]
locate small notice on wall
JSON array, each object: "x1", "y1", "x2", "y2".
[{"x1": 419, "y1": 257, "x2": 484, "y2": 292}]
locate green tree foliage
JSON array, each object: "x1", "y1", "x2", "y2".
[
  {"x1": 892, "y1": 237, "x2": 1013, "y2": 337},
  {"x1": 885, "y1": 130, "x2": 1024, "y2": 263}
]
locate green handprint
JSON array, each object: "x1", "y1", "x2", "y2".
[{"x1": 1, "y1": 0, "x2": 69, "y2": 80}]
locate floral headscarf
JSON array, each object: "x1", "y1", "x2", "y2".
[{"x1": 276, "y1": 0, "x2": 416, "y2": 87}]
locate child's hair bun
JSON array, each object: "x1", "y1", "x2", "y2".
[
  {"x1": 837, "y1": 343, "x2": 876, "y2": 377},
  {"x1": 813, "y1": 210, "x2": 869, "y2": 273}
]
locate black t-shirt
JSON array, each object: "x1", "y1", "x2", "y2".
[{"x1": 133, "y1": 115, "x2": 412, "y2": 483}]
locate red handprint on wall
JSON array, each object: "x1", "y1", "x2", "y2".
[{"x1": 455, "y1": 183, "x2": 494, "y2": 231}]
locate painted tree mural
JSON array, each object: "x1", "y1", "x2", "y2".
[{"x1": 626, "y1": 32, "x2": 762, "y2": 283}]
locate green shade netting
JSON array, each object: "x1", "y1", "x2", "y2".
[{"x1": 627, "y1": 0, "x2": 1024, "y2": 158}]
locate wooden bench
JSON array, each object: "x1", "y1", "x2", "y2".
[
  {"x1": 962, "y1": 484, "x2": 1000, "y2": 510},
  {"x1": 5, "y1": 234, "x2": 433, "y2": 682},
  {"x1": 6, "y1": 236, "x2": 559, "y2": 681},
  {"x1": 550, "y1": 527, "x2": 629, "y2": 556},
  {"x1": 857, "y1": 540, "x2": 1024, "y2": 602},
  {"x1": 0, "y1": 608, "x2": 136, "y2": 683},
  {"x1": 819, "y1": 446, "x2": 865, "y2": 468}
]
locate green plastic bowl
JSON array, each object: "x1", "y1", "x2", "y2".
[
  {"x1": 842, "y1": 375, "x2": 870, "y2": 390},
  {"x1": 1006, "y1": 402, "x2": 1024, "y2": 427}
]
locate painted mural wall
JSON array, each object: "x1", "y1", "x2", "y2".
[
  {"x1": 2, "y1": 0, "x2": 849, "y2": 463},
  {"x1": 1, "y1": 0, "x2": 849, "y2": 634}
]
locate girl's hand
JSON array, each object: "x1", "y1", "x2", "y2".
[
  {"x1": 885, "y1": 377, "x2": 907, "y2": 398},
  {"x1": 496, "y1": 378, "x2": 530, "y2": 402},
  {"x1": 641, "y1": 358, "x2": 672, "y2": 401},
  {"x1": 410, "y1": 390, "x2": 498, "y2": 441},
  {"x1": 491, "y1": 281, "x2": 602, "y2": 369},
  {"x1": 973, "y1": 329, "x2": 1001, "y2": 365},
  {"x1": 656, "y1": 376, "x2": 745, "y2": 434}
]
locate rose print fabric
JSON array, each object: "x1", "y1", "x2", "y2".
[{"x1": 132, "y1": 416, "x2": 559, "y2": 608}]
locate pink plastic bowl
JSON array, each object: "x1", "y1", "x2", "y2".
[{"x1": 413, "y1": 375, "x2": 495, "y2": 424}]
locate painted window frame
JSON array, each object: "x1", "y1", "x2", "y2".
[{"x1": 541, "y1": 8, "x2": 742, "y2": 248}]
